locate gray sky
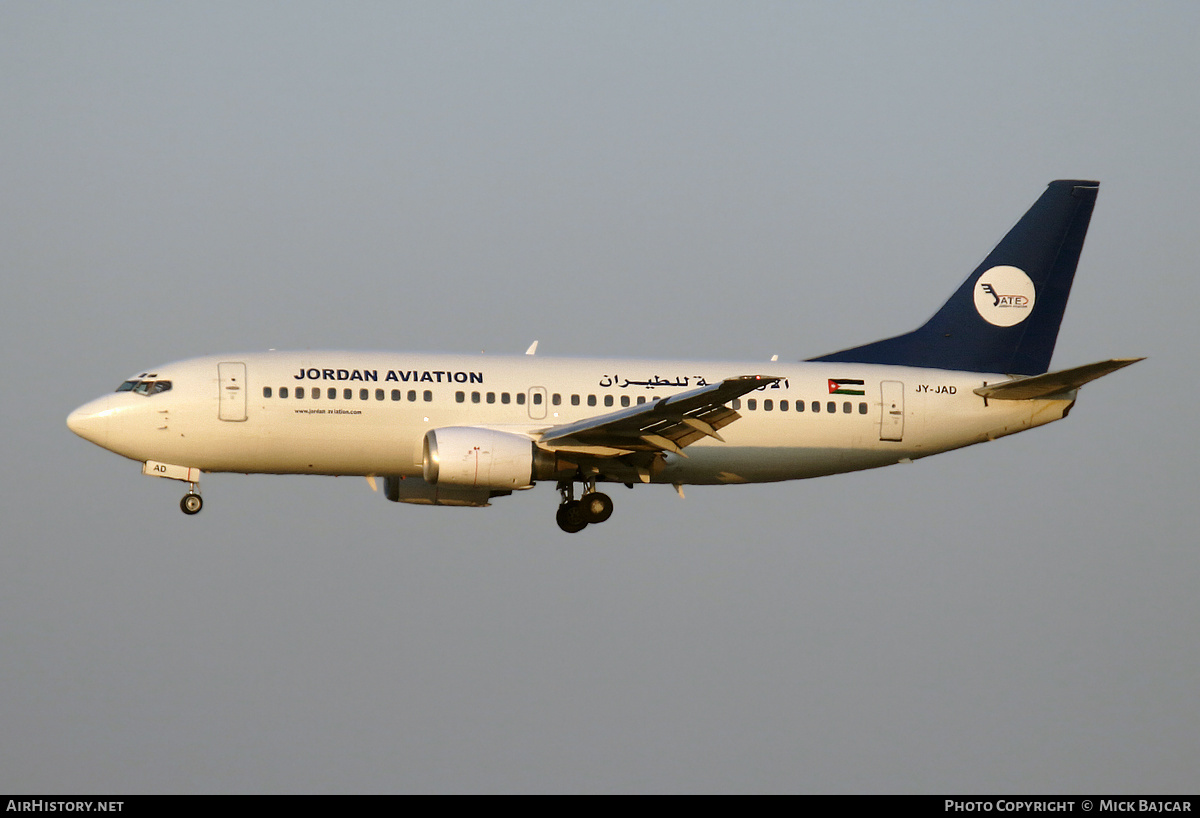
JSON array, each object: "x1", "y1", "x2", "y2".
[{"x1": 2, "y1": 1, "x2": 1197, "y2": 793}]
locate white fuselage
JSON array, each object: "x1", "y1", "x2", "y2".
[{"x1": 67, "y1": 351, "x2": 1073, "y2": 486}]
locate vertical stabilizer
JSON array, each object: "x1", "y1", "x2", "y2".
[{"x1": 810, "y1": 180, "x2": 1099, "y2": 375}]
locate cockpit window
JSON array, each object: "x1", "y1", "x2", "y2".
[{"x1": 116, "y1": 379, "x2": 172, "y2": 396}]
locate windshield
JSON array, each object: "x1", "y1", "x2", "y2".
[{"x1": 115, "y1": 379, "x2": 171, "y2": 395}]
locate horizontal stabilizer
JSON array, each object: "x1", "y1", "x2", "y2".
[{"x1": 973, "y1": 358, "x2": 1143, "y2": 400}]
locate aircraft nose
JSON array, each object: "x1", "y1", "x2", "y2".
[{"x1": 67, "y1": 396, "x2": 113, "y2": 447}]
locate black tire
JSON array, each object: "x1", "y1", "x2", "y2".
[
  {"x1": 579, "y1": 491, "x2": 614, "y2": 524},
  {"x1": 556, "y1": 501, "x2": 588, "y2": 533},
  {"x1": 180, "y1": 493, "x2": 203, "y2": 515}
]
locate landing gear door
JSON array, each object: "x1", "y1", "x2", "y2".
[
  {"x1": 218, "y1": 362, "x2": 248, "y2": 422},
  {"x1": 880, "y1": 380, "x2": 904, "y2": 441}
]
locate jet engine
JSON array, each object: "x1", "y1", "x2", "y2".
[{"x1": 423, "y1": 427, "x2": 536, "y2": 490}]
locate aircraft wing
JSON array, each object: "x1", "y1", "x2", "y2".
[
  {"x1": 538, "y1": 375, "x2": 780, "y2": 457},
  {"x1": 973, "y1": 358, "x2": 1143, "y2": 400}
]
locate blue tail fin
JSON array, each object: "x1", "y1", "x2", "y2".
[{"x1": 809, "y1": 180, "x2": 1099, "y2": 375}]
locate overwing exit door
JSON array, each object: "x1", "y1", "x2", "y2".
[{"x1": 527, "y1": 387, "x2": 547, "y2": 420}]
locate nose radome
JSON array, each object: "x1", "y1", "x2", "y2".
[{"x1": 67, "y1": 396, "x2": 112, "y2": 448}]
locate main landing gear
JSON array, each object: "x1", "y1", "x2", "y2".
[
  {"x1": 556, "y1": 480, "x2": 614, "y2": 533},
  {"x1": 180, "y1": 482, "x2": 203, "y2": 515}
]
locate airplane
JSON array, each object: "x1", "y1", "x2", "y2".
[{"x1": 67, "y1": 180, "x2": 1141, "y2": 533}]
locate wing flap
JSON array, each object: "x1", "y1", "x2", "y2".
[
  {"x1": 973, "y1": 358, "x2": 1143, "y2": 400},
  {"x1": 539, "y1": 375, "x2": 777, "y2": 456}
]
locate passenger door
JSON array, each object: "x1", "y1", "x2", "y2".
[
  {"x1": 218, "y1": 362, "x2": 247, "y2": 421},
  {"x1": 880, "y1": 380, "x2": 904, "y2": 441}
]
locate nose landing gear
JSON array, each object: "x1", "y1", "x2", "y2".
[
  {"x1": 180, "y1": 482, "x2": 203, "y2": 515},
  {"x1": 555, "y1": 480, "x2": 614, "y2": 533},
  {"x1": 140, "y1": 461, "x2": 205, "y2": 516}
]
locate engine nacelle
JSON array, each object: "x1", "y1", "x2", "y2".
[
  {"x1": 384, "y1": 475, "x2": 500, "y2": 507},
  {"x1": 423, "y1": 427, "x2": 536, "y2": 490}
]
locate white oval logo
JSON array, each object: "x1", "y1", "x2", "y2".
[{"x1": 973, "y1": 265, "x2": 1036, "y2": 327}]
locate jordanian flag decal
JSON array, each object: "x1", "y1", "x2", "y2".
[{"x1": 828, "y1": 378, "x2": 865, "y2": 395}]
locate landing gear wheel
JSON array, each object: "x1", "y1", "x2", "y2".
[
  {"x1": 556, "y1": 500, "x2": 588, "y2": 533},
  {"x1": 579, "y1": 491, "x2": 614, "y2": 524},
  {"x1": 180, "y1": 493, "x2": 203, "y2": 515}
]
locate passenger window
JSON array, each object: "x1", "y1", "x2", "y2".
[
  {"x1": 858, "y1": 402, "x2": 868, "y2": 414},
  {"x1": 843, "y1": 401, "x2": 851, "y2": 413},
  {"x1": 487, "y1": 392, "x2": 495, "y2": 404},
  {"x1": 621, "y1": 396, "x2": 630, "y2": 407},
  {"x1": 455, "y1": 391, "x2": 465, "y2": 403},
  {"x1": 764, "y1": 399, "x2": 773, "y2": 411},
  {"x1": 312, "y1": 388, "x2": 320, "y2": 399},
  {"x1": 423, "y1": 390, "x2": 432, "y2": 402},
  {"x1": 357, "y1": 389, "x2": 366, "y2": 400},
  {"x1": 471, "y1": 392, "x2": 481, "y2": 403},
  {"x1": 391, "y1": 390, "x2": 401, "y2": 401},
  {"x1": 280, "y1": 387, "x2": 289, "y2": 399},
  {"x1": 779, "y1": 400, "x2": 787, "y2": 412},
  {"x1": 747, "y1": 399, "x2": 756, "y2": 410},
  {"x1": 263, "y1": 387, "x2": 272, "y2": 398},
  {"x1": 296, "y1": 387, "x2": 304, "y2": 399},
  {"x1": 812, "y1": 401, "x2": 819, "y2": 413},
  {"x1": 827, "y1": 401, "x2": 836, "y2": 413},
  {"x1": 733, "y1": 399, "x2": 741, "y2": 409},
  {"x1": 796, "y1": 400, "x2": 804, "y2": 412},
  {"x1": 637, "y1": 396, "x2": 646, "y2": 405},
  {"x1": 552, "y1": 393, "x2": 561, "y2": 406},
  {"x1": 604, "y1": 395, "x2": 614, "y2": 407},
  {"x1": 533, "y1": 392, "x2": 542, "y2": 405},
  {"x1": 517, "y1": 393, "x2": 525, "y2": 405},
  {"x1": 588, "y1": 395, "x2": 597, "y2": 407},
  {"x1": 408, "y1": 390, "x2": 418, "y2": 402},
  {"x1": 329, "y1": 388, "x2": 338, "y2": 400},
  {"x1": 501, "y1": 392, "x2": 511, "y2": 404},
  {"x1": 571, "y1": 394, "x2": 580, "y2": 406},
  {"x1": 344, "y1": 389, "x2": 352, "y2": 400},
  {"x1": 376, "y1": 389, "x2": 384, "y2": 401}
]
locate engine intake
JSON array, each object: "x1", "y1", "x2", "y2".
[{"x1": 423, "y1": 427, "x2": 536, "y2": 490}]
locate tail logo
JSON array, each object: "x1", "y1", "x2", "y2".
[{"x1": 973, "y1": 265, "x2": 1036, "y2": 327}]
